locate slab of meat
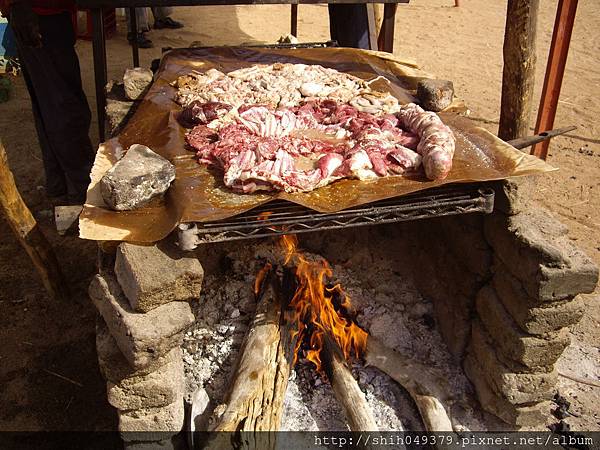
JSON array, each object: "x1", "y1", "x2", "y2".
[
  {"x1": 174, "y1": 63, "x2": 400, "y2": 115},
  {"x1": 396, "y1": 103, "x2": 455, "y2": 180},
  {"x1": 184, "y1": 100, "x2": 455, "y2": 193}
]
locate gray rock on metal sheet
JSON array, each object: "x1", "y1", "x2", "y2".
[
  {"x1": 100, "y1": 144, "x2": 176, "y2": 211},
  {"x1": 124, "y1": 67, "x2": 153, "y2": 100},
  {"x1": 417, "y1": 78, "x2": 454, "y2": 112}
]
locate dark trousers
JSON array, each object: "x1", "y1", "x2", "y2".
[
  {"x1": 15, "y1": 12, "x2": 94, "y2": 201},
  {"x1": 328, "y1": 4, "x2": 370, "y2": 49}
]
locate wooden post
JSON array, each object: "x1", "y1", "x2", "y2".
[
  {"x1": 498, "y1": 0, "x2": 540, "y2": 142},
  {"x1": 531, "y1": 0, "x2": 578, "y2": 159},
  {"x1": 366, "y1": 4, "x2": 378, "y2": 51},
  {"x1": 0, "y1": 140, "x2": 70, "y2": 302}
]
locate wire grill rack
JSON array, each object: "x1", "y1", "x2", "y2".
[{"x1": 177, "y1": 184, "x2": 495, "y2": 249}]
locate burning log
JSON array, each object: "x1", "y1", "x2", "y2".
[
  {"x1": 210, "y1": 267, "x2": 297, "y2": 435},
  {"x1": 364, "y1": 336, "x2": 453, "y2": 432},
  {"x1": 321, "y1": 334, "x2": 378, "y2": 432}
]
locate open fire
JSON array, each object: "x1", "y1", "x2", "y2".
[
  {"x1": 183, "y1": 227, "x2": 486, "y2": 434},
  {"x1": 277, "y1": 234, "x2": 368, "y2": 372}
]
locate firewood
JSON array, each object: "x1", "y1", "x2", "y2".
[
  {"x1": 322, "y1": 334, "x2": 378, "y2": 432},
  {"x1": 364, "y1": 336, "x2": 453, "y2": 432},
  {"x1": 210, "y1": 269, "x2": 297, "y2": 437},
  {"x1": 0, "y1": 139, "x2": 69, "y2": 302}
]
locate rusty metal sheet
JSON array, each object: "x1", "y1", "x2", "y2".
[{"x1": 80, "y1": 47, "x2": 555, "y2": 242}]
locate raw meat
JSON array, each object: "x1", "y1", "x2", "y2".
[
  {"x1": 174, "y1": 63, "x2": 400, "y2": 116},
  {"x1": 185, "y1": 100, "x2": 449, "y2": 193},
  {"x1": 396, "y1": 103, "x2": 455, "y2": 180}
]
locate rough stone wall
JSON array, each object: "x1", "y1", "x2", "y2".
[
  {"x1": 401, "y1": 178, "x2": 598, "y2": 429},
  {"x1": 90, "y1": 240, "x2": 204, "y2": 448}
]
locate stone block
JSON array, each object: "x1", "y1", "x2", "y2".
[
  {"x1": 107, "y1": 349, "x2": 184, "y2": 410},
  {"x1": 115, "y1": 242, "x2": 204, "y2": 313},
  {"x1": 100, "y1": 144, "x2": 176, "y2": 211},
  {"x1": 463, "y1": 353, "x2": 552, "y2": 428},
  {"x1": 407, "y1": 233, "x2": 479, "y2": 359},
  {"x1": 416, "y1": 78, "x2": 454, "y2": 112},
  {"x1": 89, "y1": 273, "x2": 194, "y2": 369},
  {"x1": 484, "y1": 209, "x2": 598, "y2": 301},
  {"x1": 476, "y1": 286, "x2": 570, "y2": 369},
  {"x1": 492, "y1": 264, "x2": 584, "y2": 335},
  {"x1": 437, "y1": 214, "x2": 492, "y2": 278},
  {"x1": 491, "y1": 177, "x2": 535, "y2": 216},
  {"x1": 96, "y1": 316, "x2": 182, "y2": 383},
  {"x1": 119, "y1": 397, "x2": 184, "y2": 439},
  {"x1": 124, "y1": 67, "x2": 153, "y2": 100},
  {"x1": 469, "y1": 320, "x2": 557, "y2": 404}
]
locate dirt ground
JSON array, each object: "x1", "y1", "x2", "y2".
[{"x1": 0, "y1": 0, "x2": 598, "y2": 438}]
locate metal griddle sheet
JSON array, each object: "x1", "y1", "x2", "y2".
[{"x1": 80, "y1": 47, "x2": 555, "y2": 242}]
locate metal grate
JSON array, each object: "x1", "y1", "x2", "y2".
[{"x1": 177, "y1": 184, "x2": 495, "y2": 249}]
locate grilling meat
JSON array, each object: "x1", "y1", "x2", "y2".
[
  {"x1": 174, "y1": 63, "x2": 400, "y2": 115},
  {"x1": 396, "y1": 103, "x2": 455, "y2": 180},
  {"x1": 176, "y1": 64, "x2": 456, "y2": 191},
  {"x1": 185, "y1": 100, "x2": 451, "y2": 193}
]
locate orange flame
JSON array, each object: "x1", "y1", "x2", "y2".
[
  {"x1": 257, "y1": 211, "x2": 273, "y2": 221},
  {"x1": 279, "y1": 234, "x2": 368, "y2": 372}
]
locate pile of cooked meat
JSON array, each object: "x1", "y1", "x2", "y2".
[{"x1": 174, "y1": 63, "x2": 455, "y2": 193}]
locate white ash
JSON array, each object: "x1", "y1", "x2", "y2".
[{"x1": 182, "y1": 231, "x2": 488, "y2": 431}]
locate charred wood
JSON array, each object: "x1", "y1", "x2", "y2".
[
  {"x1": 209, "y1": 268, "x2": 297, "y2": 442},
  {"x1": 322, "y1": 334, "x2": 379, "y2": 432},
  {"x1": 364, "y1": 336, "x2": 454, "y2": 433}
]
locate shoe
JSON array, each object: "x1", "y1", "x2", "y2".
[
  {"x1": 127, "y1": 32, "x2": 153, "y2": 48},
  {"x1": 153, "y1": 17, "x2": 183, "y2": 29}
]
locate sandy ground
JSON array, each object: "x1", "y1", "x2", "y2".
[{"x1": 0, "y1": 0, "x2": 598, "y2": 434}]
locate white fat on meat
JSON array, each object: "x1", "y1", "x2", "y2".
[{"x1": 174, "y1": 63, "x2": 400, "y2": 115}]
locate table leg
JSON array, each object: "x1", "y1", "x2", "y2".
[
  {"x1": 366, "y1": 4, "x2": 378, "y2": 51},
  {"x1": 379, "y1": 3, "x2": 397, "y2": 53},
  {"x1": 290, "y1": 4, "x2": 298, "y2": 37},
  {"x1": 91, "y1": 8, "x2": 107, "y2": 141},
  {"x1": 129, "y1": 7, "x2": 140, "y2": 67}
]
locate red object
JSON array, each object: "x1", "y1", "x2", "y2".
[
  {"x1": 76, "y1": 7, "x2": 116, "y2": 41},
  {"x1": 0, "y1": 0, "x2": 75, "y2": 16},
  {"x1": 531, "y1": 0, "x2": 578, "y2": 160}
]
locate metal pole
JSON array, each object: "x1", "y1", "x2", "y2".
[
  {"x1": 129, "y1": 7, "x2": 140, "y2": 67},
  {"x1": 290, "y1": 4, "x2": 298, "y2": 37},
  {"x1": 379, "y1": 3, "x2": 397, "y2": 53},
  {"x1": 531, "y1": 0, "x2": 578, "y2": 159},
  {"x1": 90, "y1": 8, "x2": 107, "y2": 141}
]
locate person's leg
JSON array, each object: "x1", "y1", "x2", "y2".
[
  {"x1": 125, "y1": 8, "x2": 152, "y2": 48},
  {"x1": 152, "y1": 7, "x2": 183, "y2": 29},
  {"x1": 16, "y1": 13, "x2": 95, "y2": 203},
  {"x1": 328, "y1": 4, "x2": 369, "y2": 49},
  {"x1": 151, "y1": 7, "x2": 172, "y2": 20},
  {"x1": 18, "y1": 53, "x2": 67, "y2": 198},
  {"x1": 125, "y1": 7, "x2": 150, "y2": 32}
]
